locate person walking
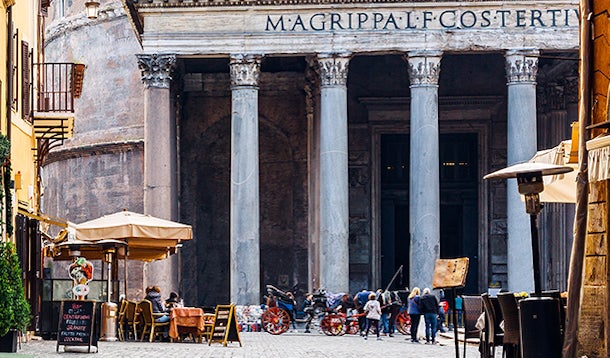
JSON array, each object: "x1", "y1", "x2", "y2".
[
  {"x1": 378, "y1": 289, "x2": 390, "y2": 335},
  {"x1": 407, "y1": 287, "x2": 422, "y2": 343},
  {"x1": 388, "y1": 290, "x2": 402, "y2": 337},
  {"x1": 354, "y1": 289, "x2": 373, "y2": 336},
  {"x1": 363, "y1": 292, "x2": 382, "y2": 341},
  {"x1": 420, "y1": 287, "x2": 440, "y2": 344}
]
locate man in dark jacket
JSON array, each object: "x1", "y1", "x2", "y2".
[{"x1": 419, "y1": 287, "x2": 439, "y2": 344}]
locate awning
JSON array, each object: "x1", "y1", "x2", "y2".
[
  {"x1": 17, "y1": 207, "x2": 68, "y2": 228},
  {"x1": 527, "y1": 140, "x2": 577, "y2": 203},
  {"x1": 586, "y1": 134, "x2": 610, "y2": 182}
]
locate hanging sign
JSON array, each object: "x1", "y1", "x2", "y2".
[
  {"x1": 208, "y1": 304, "x2": 242, "y2": 347},
  {"x1": 68, "y1": 257, "x2": 94, "y2": 297}
]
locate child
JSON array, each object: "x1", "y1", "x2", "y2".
[{"x1": 363, "y1": 292, "x2": 382, "y2": 340}]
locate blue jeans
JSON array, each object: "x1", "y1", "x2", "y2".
[
  {"x1": 155, "y1": 314, "x2": 170, "y2": 323},
  {"x1": 380, "y1": 313, "x2": 389, "y2": 333},
  {"x1": 423, "y1": 313, "x2": 437, "y2": 342}
]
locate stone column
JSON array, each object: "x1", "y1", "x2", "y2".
[
  {"x1": 505, "y1": 49, "x2": 539, "y2": 292},
  {"x1": 136, "y1": 53, "x2": 178, "y2": 294},
  {"x1": 229, "y1": 54, "x2": 261, "y2": 305},
  {"x1": 406, "y1": 51, "x2": 442, "y2": 290},
  {"x1": 318, "y1": 54, "x2": 350, "y2": 293}
]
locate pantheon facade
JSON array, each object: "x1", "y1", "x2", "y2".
[{"x1": 43, "y1": 0, "x2": 579, "y2": 306}]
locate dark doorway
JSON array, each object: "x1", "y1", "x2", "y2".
[
  {"x1": 439, "y1": 133, "x2": 479, "y2": 294},
  {"x1": 379, "y1": 133, "x2": 479, "y2": 293},
  {"x1": 380, "y1": 134, "x2": 410, "y2": 290}
]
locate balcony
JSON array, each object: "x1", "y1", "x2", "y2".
[{"x1": 32, "y1": 62, "x2": 84, "y2": 164}]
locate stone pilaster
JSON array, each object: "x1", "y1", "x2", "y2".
[
  {"x1": 318, "y1": 53, "x2": 350, "y2": 293},
  {"x1": 406, "y1": 51, "x2": 442, "y2": 291},
  {"x1": 136, "y1": 53, "x2": 179, "y2": 295},
  {"x1": 229, "y1": 54, "x2": 261, "y2": 305},
  {"x1": 505, "y1": 49, "x2": 539, "y2": 293}
]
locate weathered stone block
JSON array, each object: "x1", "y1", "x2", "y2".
[
  {"x1": 584, "y1": 256, "x2": 607, "y2": 286},
  {"x1": 585, "y1": 233, "x2": 607, "y2": 256},
  {"x1": 588, "y1": 180, "x2": 607, "y2": 203},
  {"x1": 587, "y1": 202, "x2": 607, "y2": 234}
]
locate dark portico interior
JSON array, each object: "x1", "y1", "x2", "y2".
[{"x1": 177, "y1": 52, "x2": 576, "y2": 306}]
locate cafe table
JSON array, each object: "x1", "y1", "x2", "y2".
[{"x1": 169, "y1": 307, "x2": 206, "y2": 342}]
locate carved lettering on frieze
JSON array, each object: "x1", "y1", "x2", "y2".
[
  {"x1": 406, "y1": 52, "x2": 442, "y2": 87},
  {"x1": 230, "y1": 55, "x2": 261, "y2": 88},
  {"x1": 318, "y1": 54, "x2": 350, "y2": 87},
  {"x1": 136, "y1": 54, "x2": 177, "y2": 89},
  {"x1": 505, "y1": 51, "x2": 539, "y2": 83}
]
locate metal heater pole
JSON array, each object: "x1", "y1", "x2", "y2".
[{"x1": 529, "y1": 214, "x2": 542, "y2": 297}]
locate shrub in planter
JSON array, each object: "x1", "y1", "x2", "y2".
[{"x1": 0, "y1": 241, "x2": 31, "y2": 352}]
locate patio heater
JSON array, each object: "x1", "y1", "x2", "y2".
[{"x1": 484, "y1": 162, "x2": 572, "y2": 358}]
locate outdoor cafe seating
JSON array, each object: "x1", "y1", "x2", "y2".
[
  {"x1": 169, "y1": 307, "x2": 208, "y2": 343},
  {"x1": 471, "y1": 290, "x2": 567, "y2": 358},
  {"x1": 139, "y1": 299, "x2": 170, "y2": 342}
]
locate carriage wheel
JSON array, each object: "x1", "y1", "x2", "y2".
[
  {"x1": 346, "y1": 318, "x2": 360, "y2": 335},
  {"x1": 320, "y1": 313, "x2": 346, "y2": 336},
  {"x1": 262, "y1": 307, "x2": 290, "y2": 335},
  {"x1": 395, "y1": 311, "x2": 411, "y2": 335}
]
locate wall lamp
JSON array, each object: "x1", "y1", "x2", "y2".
[{"x1": 85, "y1": 0, "x2": 100, "y2": 19}]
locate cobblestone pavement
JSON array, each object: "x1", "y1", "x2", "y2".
[{"x1": 12, "y1": 331, "x2": 485, "y2": 358}]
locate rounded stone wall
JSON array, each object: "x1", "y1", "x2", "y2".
[{"x1": 42, "y1": 0, "x2": 146, "y2": 298}]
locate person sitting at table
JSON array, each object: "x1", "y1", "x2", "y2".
[
  {"x1": 145, "y1": 286, "x2": 170, "y2": 323},
  {"x1": 165, "y1": 291, "x2": 182, "y2": 309}
]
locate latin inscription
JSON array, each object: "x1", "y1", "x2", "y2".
[{"x1": 265, "y1": 8, "x2": 578, "y2": 32}]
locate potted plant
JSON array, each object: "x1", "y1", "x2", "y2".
[{"x1": 0, "y1": 241, "x2": 31, "y2": 352}]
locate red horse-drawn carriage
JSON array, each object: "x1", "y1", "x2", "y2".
[{"x1": 261, "y1": 285, "x2": 411, "y2": 336}]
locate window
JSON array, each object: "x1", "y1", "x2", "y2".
[{"x1": 22, "y1": 41, "x2": 31, "y2": 120}]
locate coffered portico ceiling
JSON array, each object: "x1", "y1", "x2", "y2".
[{"x1": 124, "y1": 0, "x2": 579, "y2": 55}]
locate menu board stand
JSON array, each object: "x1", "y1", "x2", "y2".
[
  {"x1": 208, "y1": 304, "x2": 242, "y2": 347},
  {"x1": 432, "y1": 258, "x2": 469, "y2": 358},
  {"x1": 56, "y1": 300, "x2": 98, "y2": 353}
]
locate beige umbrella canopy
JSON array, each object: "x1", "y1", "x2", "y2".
[{"x1": 73, "y1": 210, "x2": 193, "y2": 261}]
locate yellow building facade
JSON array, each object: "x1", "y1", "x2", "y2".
[{"x1": 2, "y1": 0, "x2": 79, "y2": 331}]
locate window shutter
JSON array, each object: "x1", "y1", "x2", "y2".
[{"x1": 22, "y1": 41, "x2": 31, "y2": 120}]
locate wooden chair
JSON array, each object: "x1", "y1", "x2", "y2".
[
  {"x1": 497, "y1": 292, "x2": 521, "y2": 358},
  {"x1": 139, "y1": 299, "x2": 170, "y2": 342},
  {"x1": 462, "y1": 295, "x2": 483, "y2": 358},
  {"x1": 202, "y1": 313, "x2": 215, "y2": 342},
  {"x1": 117, "y1": 299, "x2": 127, "y2": 341},
  {"x1": 124, "y1": 300, "x2": 140, "y2": 341},
  {"x1": 482, "y1": 293, "x2": 504, "y2": 358}
]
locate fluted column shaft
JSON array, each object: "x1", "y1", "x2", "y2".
[
  {"x1": 407, "y1": 51, "x2": 442, "y2": 291},
  {"x1": 137, "y1": 53, "x2": 178, "y2": 294},
  {"x1": 318, "y1": 54, "x2": 350, "y2": 293},
  {"x1": 505, "y1": 49, "x2": 539, "y2": 292},
  {"x1": 230, "y1": 55, "x2": 261, "y2": 305}
]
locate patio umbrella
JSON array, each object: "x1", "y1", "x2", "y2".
[
  {"x1": 73, "y1": 210, "x2": 192, "y2": 260},
  {"x1": 527, "y1": 140, "x2": 577, "y2": 203},
  {"x1": 71, "y1": 211, "x2": 193, "y2": 300}
]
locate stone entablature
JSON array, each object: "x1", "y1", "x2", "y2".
[{"x1": 131, "y1": 1, "x2": 579, "y2": 55}]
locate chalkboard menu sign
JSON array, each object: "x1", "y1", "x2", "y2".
[
  {"x1": 56, "y1": 300, "x2": 97, "y2": 352},
  {"x1": 208, "y1": 304, "x2": 241, "y2": 347}
]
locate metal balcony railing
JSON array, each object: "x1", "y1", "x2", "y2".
[{"x1": 33, "y1": 62, "x2": 84, "y2": 113}]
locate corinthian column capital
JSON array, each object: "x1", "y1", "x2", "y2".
[
  {"x1": 318, "y1": 53, "x2": 351, "y2": 87},
  {"x1": 230, "y1": 55, "x2": 261, "y2": 89},
  {"x1": 406, "y1": 51, "x2": 443, "y2": 87},
  {"x1": 136, "y1": 54, "x2": 176, "y2": 89},
  {"x1": 505, "y1": 49, "x2": 539, "y2": 84}
]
